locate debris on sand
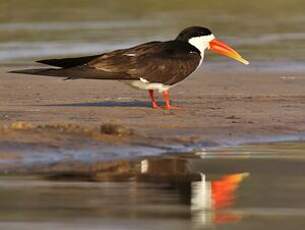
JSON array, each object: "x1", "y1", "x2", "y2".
[
  {"x1": 10, "y1": 121, "x2": 34, "y2": 130},
  {"x1": 0, "y1": 122, "x2": 135, "y2": 147},
  {"x1": 2, "y1": 122, "x2": 134, "y2": 137},
  {"x1": 100, "y1": 123, "x2": 134, "y2": 136}
]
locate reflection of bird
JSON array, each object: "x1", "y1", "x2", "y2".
[
  {"x1": 11, "y1": 26, "x2": 248, "y2": 110},
  {"x1": 192, "y1": 173, "x2": 249, "y2": 225}
]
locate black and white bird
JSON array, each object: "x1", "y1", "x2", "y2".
[{"x1": 11, "y1": 26, "x2": 249, "y2": 110}]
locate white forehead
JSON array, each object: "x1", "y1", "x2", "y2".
[{"x1": 188, "y1": 34, "x2": 215, "y2": 55}]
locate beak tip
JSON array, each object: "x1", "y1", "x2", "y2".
[{"x1": 240, "y1": 59, "x2": 249, "y2": 65}]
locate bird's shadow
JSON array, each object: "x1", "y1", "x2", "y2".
[{"x1": 41, "y1": 100, "x2": 154, "y2": 108}]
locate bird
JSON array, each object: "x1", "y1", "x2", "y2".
[{"x1": 11, "y1": 26, "x2": 249, "y2": 110}]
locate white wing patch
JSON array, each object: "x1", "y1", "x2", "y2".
[
  {"x1": 140, "y1": 77, "x2": 149, "y2": 83},
  {"x1": 124, "y1": 53, "x2": 136, "y2": 57}
]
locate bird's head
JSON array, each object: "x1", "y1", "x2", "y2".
[{"x1": 176, "y1": 26, "x2": 249, "y2": 65}]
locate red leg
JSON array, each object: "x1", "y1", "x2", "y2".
[
  {"x1": 148, "y1": 90, "x2": 160, "y2": 109},
  {"x1": 162, "y1": 90, "x2": 180, "y2": 110}
]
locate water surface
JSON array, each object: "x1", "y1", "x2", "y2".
[
  {"x1": 1, "y1": 0, "x2": 305, "y2": 68},
  {"x1": 0, "y1": 141, "x2": 304, "y2": 229}
]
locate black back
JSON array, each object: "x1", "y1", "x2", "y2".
[
  {"x1": 26, "y1": 40, "x2": 201, "y2": 84},
  {"x1": 19, "y1": 26, "x2": 209, "y2": 84}
]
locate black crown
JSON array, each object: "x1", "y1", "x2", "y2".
[{"x1": 176, "y1": 26, "x2": 212, "y2": 41}]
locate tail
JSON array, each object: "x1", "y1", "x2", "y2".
[
  {"x1": 36, "y1": 54, "x2": 100, "y2": 68},
  {"x1": 9, "y1": 68, "x2": 74, "y2": 79},
  {"x1": 9, "y1": 66, "x2": 137, "y2": 80}
]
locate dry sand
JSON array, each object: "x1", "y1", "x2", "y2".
[{"x1": 0, "y1": 64, "x2": 305, "y2": 145}]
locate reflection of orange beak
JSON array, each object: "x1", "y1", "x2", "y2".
[
  {"x1": 209, "y1": 39, "x2": 249, "y2": 65},
  {"x1": 211, "y1": 173, "x2": 249, "y2": 224},
  {"x1": 212, "y1": 173, "x2": 249, "y2": 209}
]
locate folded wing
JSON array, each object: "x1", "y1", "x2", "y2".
[{"x1": 10, "y1": 41, "x2": 201, "y2": 84}]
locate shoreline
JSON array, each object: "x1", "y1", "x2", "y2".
[{"x1": 0, "y1": 121, "x2": 304, "y2": 175}]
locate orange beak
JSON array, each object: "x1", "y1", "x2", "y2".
[{"x1": 209, "y1": 39, "x2": 249, "y2": 65}]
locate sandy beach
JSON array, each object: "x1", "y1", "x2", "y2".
[{"x1": 1, "y1": 64, "x2": 304, "y2": 145}]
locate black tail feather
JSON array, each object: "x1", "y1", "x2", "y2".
[
  {"x1": 9, "y1": 68, "x2": 63, "y2": 77},
  {"x1": 9, "y1": 66, "x2": 137, "y2": 80},
  {"x1": 9, "y1": 68, "x2": 77, "y2": 81},
  {"x1": 37, "y1": 54, "x2": 100, "y2": 68}
]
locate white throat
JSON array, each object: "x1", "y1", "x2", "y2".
[{"x1": 188, "y1": 34, "x2": 215, "y2": 57}]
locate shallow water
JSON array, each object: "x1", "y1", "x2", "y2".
[
  {"x1": 1, "y1": 0, "x2": 305, "y2": 67},
  {"x1": 0, "y1": 141, "x2": 304, "y2": 229}
]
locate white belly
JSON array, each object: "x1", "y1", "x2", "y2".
[{"x1": 123, "y1": 78, "x2": 171, "y2": 93}]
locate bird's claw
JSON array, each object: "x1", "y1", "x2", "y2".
[
  {"x1": 151, "y1": 104, "x2": 181, "y2": 110},
  {"x1": 151, "y1": 102, "x2": 161, "y2": 109},
  {"x1": 162, "y1": 105, "x2": 181, "y2": 110}
]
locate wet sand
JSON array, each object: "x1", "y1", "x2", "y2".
[{"x1": 1, "y1": 64, "x2": 304, "y2": 144}]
